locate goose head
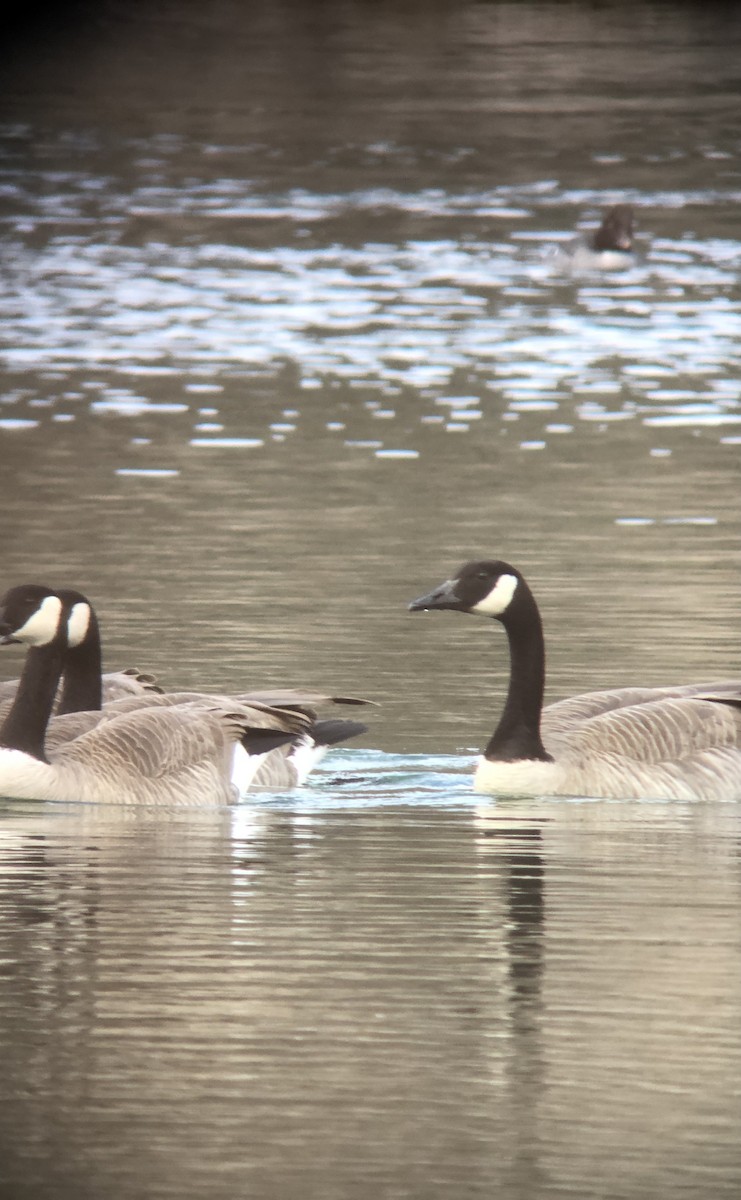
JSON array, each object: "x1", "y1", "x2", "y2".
[
  {"x1": 0, "y1": 584, "x2": 65, "y2": 647},
  {"x1": 592, "y1": 203, "x2": 634, "y2": 252},
  {"x1": 408, "y1": 560, "x2": 523, "y2": 621}
]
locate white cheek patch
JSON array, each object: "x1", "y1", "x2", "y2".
[
  {"x1": 12, "y1": 595, "x2": 63, "y2": 646},
  {"x1": 67, "y1": 602, "x2": 92, "y2": 648},
  {"x1": 471, "y1": 573, "x2": 519, "y2": 616}
]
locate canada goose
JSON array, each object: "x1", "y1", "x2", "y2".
[
  {"x1": 409, "y1": 559, "x2": 741, "y2": 801},
  {"x1": 558, "y1": 203, "x2": 636, "y2": 271},
  {"x1": 19, "y1": 586, "x2": 369, "y2": 790},
  {"x1": 0, "y1": 583, "x2": 306, "y2": 805}
]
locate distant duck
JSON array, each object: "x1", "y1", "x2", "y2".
[
  {"x1": 409, "y1": 558, "x2": 741, "y2": 801},
  {"x1": 0, "y1": 584, "x2": 305, "y2": 805},
  {"x1": 558, "y1": 203, "x2": 636, "y2": 271}
]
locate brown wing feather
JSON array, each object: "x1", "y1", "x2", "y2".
[
  {"x1": 233, "y1": 689, "x2": 375, "y2": 708},
  {"x1": 52, "y1": 705, "x2": 233, "y2": 779},
  {"x1": 543, "y1": 681, "x2": 741, "y2": 746},
  {"x1": 100, "y1": 669, "x2": 163, "y2": 702},
  {"x1": 548, "y1": 696, "x2": 741, "y2": 766}
]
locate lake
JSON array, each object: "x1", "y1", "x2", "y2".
[{"x1": 0, "y1": 2, "x2": 740, "y2": 1197}]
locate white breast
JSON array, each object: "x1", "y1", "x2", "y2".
[
  {"x1": 0, "y1": 749, "x2": 57, "y2": 800},
  {"x1": 473, "y1": 755, "x2": 565, "y2": 797}
]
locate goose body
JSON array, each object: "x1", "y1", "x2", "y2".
[
  {"x1": 44, "y1": 689, "x2": 367, "y2": 791},
  {"x1": 0, "y1": 701, "x2": 291, "y2": 806},
  {"x1": 2, "y1": 587, "x2": 369, "y2": 793},
  {"x1": 0, "y1": 585, "x2": 303, "y2": 806},
  {"x1": 409, "y1": 560, "x2": 741, "y2": 802},
  {"x1": 61, "y1": 590, "x2": 369, "y2": 788}
]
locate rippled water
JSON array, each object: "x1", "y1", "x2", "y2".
[
  {"x1": 2, "y1": 159, "x2": 741, "y2": 422},
  {"x1": 1, "y1": 2, "x2": 740, "y2": 1197},
  {"x1": 2, "y1": 782, "x2": 740, "y2": 1200}
]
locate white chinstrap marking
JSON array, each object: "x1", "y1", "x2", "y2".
[
  {"x1": 471, "y1": 573, "x2": 519, "y2": 617},
  {"x1": 12, "y1": 595, "x2": 63, "y2": 646},
  {"x1": 66, "y1": 602, "x2": 92, "y2": 648}
]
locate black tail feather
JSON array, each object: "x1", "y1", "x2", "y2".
[
  {"x1": 310, "y1": 719, "x2": 368, "y2": 748},
  {"x1": 241, "y1": 728, "x2": 298, "y2": 756}
]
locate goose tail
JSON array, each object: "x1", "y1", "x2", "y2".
[{"x1": 286, "y1": 719, "x2": 369, "y2": 785}]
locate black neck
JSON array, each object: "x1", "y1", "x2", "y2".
[
  {"x1": 0, "y1": 640, "x2": 67, "y2": 762},
  {"x1": 57, "y1": 620, "x2": 103, "y2": 714},
  {"x1": 482, "y1": 580, "x2": 552, "y2": 763}
]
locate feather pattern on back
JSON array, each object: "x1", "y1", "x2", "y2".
[{"x1": 29, "y1": 703, "x2": 273, "y2": 805}]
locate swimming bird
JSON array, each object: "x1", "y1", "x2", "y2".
[
  {"x1": 2, "y1": 586, "x2": 369, "y2": 790},
  {"x1": 0, "y1": 583, "x2": 306, "y2": 805},
  {"x1": 558, "y1": 203, "x2": 636, "y2": 271},
  {"x1": 409, "y1": 559, "x2": 741, "y2": 801}
]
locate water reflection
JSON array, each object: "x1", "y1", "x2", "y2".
[
  {"x1": 475, "y1": 821, "x2": 547, "y2": 1198},
  {"x1": 1, "y1": 796, "x2": 739, "y2": 1199}
]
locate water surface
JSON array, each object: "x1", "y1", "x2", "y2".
[
  {"x1": 1, "y1": 786, "x2": 740, "y2": 1200},
  {"x1": 0, "y1": 3, "x2": 740, "y2": 1197}
]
